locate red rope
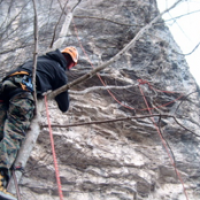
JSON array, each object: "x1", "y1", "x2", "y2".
[
  {"x1": 137, "y1": 79, "x2": 184, "y2": 111},
  {"x1": 44, "y1": 96, "x2": 64, "y2": 200},
  {"x1": 138, "y1": 84, "x2": 189, "y2": 200}
]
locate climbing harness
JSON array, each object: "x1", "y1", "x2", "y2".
[
  {"x1": 7, "y1": 71, "x2": 29, "y2": 77},
  {"x1": 5, "y1": 71, "x2": 33, "y2": 92}
]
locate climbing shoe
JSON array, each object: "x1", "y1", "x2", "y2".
[{"x1": 0, "y1": 174, "x2": 17, "y2": 200}]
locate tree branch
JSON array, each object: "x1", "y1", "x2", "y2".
[
  {"x1": 50, "y1": 12, "x2": 73, "y2": 50},
  {"x1": 174, "y1": 41, "x2": 200, "y2": 56},
  {"x1": 71, "y1": 0, "x2": 82, "y2": 12},
  {"x1": 165, "y1": 9, "x2": 200, "y2": 23},
  {"x1": 49, "y1": 0, "x2": 68, "y2": 48},
  {"x1": 50, "y1": 0, "x2": 82, "y2": 50},
  {"x1": 175, "y1": 91, "x2": 198, "y2": 115},
  {"x1": 69, "y1": 84, "x2": 138, "y2": 94},
  {"x1": 32, "y1": 0, "x2": 39, "y2": 114},
  {"x1": 0, "y1": 44, "x2": 33, "y2": 55},
  {"x1": 7, "y1": 0, "x2": 39, "y2": 193},
  {"x1": 41, "y1": 114, "x2": 199, "y2": 137}
]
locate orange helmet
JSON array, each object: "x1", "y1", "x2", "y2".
[{"x1": 62, "y1": 46, "x2": 78, "y2": 64}]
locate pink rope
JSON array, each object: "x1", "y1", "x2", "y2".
[
  {"x1": 138, "y1": 85, "x2": 189, "y2": 200},
  {"x1": 44, "y1": 95, "x2": 64, "y2": 200}
]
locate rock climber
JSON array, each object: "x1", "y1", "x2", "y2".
[{"x1": 0, "y1": 46, "x2": 78, "y2": 200}]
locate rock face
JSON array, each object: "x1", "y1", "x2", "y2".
[{"x1": 0, "y1": 0, "x2": 200, "y2": 200}]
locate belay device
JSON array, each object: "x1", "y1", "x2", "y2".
[{"x1": 22, "y1": 75, "x2": 34, "y2": 92}]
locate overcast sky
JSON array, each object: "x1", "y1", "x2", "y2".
[{"x1": 157, "y1": 0, "x2": 200, "y2": 86}]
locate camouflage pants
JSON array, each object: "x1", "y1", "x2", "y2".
[{"x1": 0, "y1": 92, "x2": 35, "y2": 170}]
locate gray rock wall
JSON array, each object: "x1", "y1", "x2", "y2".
[{"x1": 0, "y1": 0, "x2": 200, "y2": 199}]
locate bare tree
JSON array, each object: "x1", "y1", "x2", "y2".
[{"x1": 1, "y1": 0, "x2": 200, "y2": 199}]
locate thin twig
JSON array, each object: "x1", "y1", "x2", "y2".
[
  {"x1": 69, "y1": 84, "x2": 138, "y2": 94},
  {"x1": 74, "y1": 15, "x2": 143, "y2": 27},
  {"x1": 71, "y1": 0, "x2": 82, "y2": 12},
  {"x1": 50, "y1": 4, "x2": 73, "y2": 49},
  {"x1": 49, "y1": 0, "x2": 68, "y2": 48},
  {"x1": 165, "y1": 9, "x2": 200, "y2": 23},
  {"x1": 41, "y1": 114, "x2": 199, "y2": 137},
  {"x1": 174, "y1": 41, "x2": 200, "y2": 56},
  {"x1": 175, "y1": 91, "x2": 198, "y2": 115}
]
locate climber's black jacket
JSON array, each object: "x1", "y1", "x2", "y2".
[{"x1": 5, "y1": 49, "x2": 70, "y2": 112}]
